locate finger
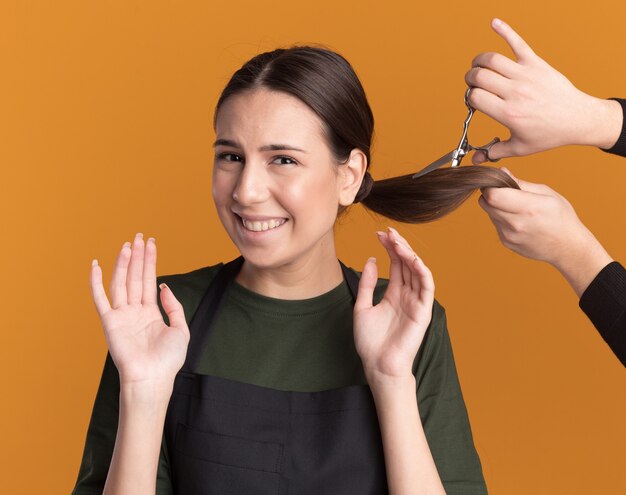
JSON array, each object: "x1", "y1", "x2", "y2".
[
  {"x1": 355, "y1": 257, "x2": 378, "y2": 313},
  {"x1": 400, "y1": 247, "x2": 422, "y2": 295},
  {"x1": 394, "y1": 241, "x2": 413, "y2": 288},
  {"x1": 480, "y1": 186, "x2": 544, "y2": 214},
  {"x1": 513, "y1": 176, "x2": 555, "y2": 195},
  {"x1": 386, "y1": 228, "x2": 413, "y2": 286},
  {"x1": 142, "y1": 237, "x2": 157, "y2": 305},
  {"x1": 466, "y1": 87, "x2": 507, "y2": 124},
  {"x1": 90, "y1": 259, "x2": 112, "y2": 317},
  {"x1": 386, "y1": 227, "x2": 412, "y2": 253},
  {"x1": 478, "y1": 193, "x2": 518, "y2": 223},
  {"x1": 127, "y1": 232, "x2": 145, "y2": 305},
  {"x1": 376, "y1": 231, "x2": 403, "y2": 295},
  {"x1": 396, "y1": 243, "x2": 418, "y2": 292},
  {"x1": 110, "y1": 240, "x2": 131, "y2": 309},
  {"x1": 465, "y1": 67, "x2": 512, "y2": 99},
  {"x1": 472, "y1": 51, "x2": 521, "y2": 79},
  {"x1": 491, "y1": 18, "x2": 535, "y2": 63},
  {"x1": 158, "y1": 283, "x2": 187, "y2": 330},
  {"x1": 412, "y1": 255, "x2": 435, "y2": 305},
  {"x1": 393, "y1": 243, "x2": 435, "y2": 311}
]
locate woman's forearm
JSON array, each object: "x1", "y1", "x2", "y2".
[
  {"x1": 367, "y1": 372, "x2": 445, "y2": 495},
  {"x1": 103, "y1": 380, "x2": 174, "y2": 495}
]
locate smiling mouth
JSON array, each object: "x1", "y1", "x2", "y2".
[{"x1": 239, "y1": 216, "x2": 288, "y2": 232}]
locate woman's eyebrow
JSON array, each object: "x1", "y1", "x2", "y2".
[{"x1": 213, "y1": 138, "x2": 307, "y2": 153}]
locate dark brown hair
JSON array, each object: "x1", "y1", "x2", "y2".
[{"x1": 213, "y1": 45, "x2": 519, "y2": 224}]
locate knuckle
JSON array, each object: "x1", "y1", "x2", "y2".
[
  {"x1": 473, "y1": 67, "x2": 487, "y2": 85},
  {"x1": 502, "y1": 229, "x2": 517, "y2": 244},
  {"x1": 467, "y1": 89, "x2": 478, "y2": 107},
  {"x1": 485, "y1": 52, "x2": 500, "y2": 66},
  {"x1": 508, "y1": 220, "x2": 525, "y2": 234},
  {"x1": 471, "y1": 53, "x2": 485, "y2": 67}
]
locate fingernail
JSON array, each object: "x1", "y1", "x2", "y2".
[
  {"x1": 387, "y1": 226, "x2": 398, "y2": 234},
  {"x1": 493, "y1": 18, "x2": 502, "y2": 27},
  {"x1": 136, "y1": 232, "x2": 143, "y2": 239},
  {"x1": 375, "y1": 231, "x2": 386, "y2": 237},
  {"x1": 148, "y1": 237, "x2": 156, "y2": 243},
  {"x1": 92, "y1": 259, "x2": 98, "y2": 266},
  {"x1": 159, "y1": 283, "x2": 168, "y2": 291},
  {"x1": 122, "y1": 241, "x2": 131, "y2": 249},
  {"x1": 368, "y1": 257, "x2": 376, "y2": 264}
]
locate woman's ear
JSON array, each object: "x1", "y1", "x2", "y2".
[{"x1": 338, "y1": 148, "x2": 368, "y2": 206}]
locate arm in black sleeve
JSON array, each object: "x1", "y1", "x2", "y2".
[
  {"x1": 600, "y1": 98, "x2": 626, "y2": 157},
  {"x1": 579, "y1": 261, "x2": 626, "y2": 367}
]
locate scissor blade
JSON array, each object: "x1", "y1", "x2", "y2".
[{"x1": 411, "y1": 149, "x2": 455, "y2": 179}]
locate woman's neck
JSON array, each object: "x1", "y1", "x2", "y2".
[{"x1": 235, "y1": 245, "x2": 345, "y2": 300}]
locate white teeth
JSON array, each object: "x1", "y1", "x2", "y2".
[{"x1": 241, "y1": 217, "x2": 286, "y2": 232}]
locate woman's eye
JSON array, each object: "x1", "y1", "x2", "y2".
[
  {"x1": 217, "y1": 153, "x2": 243, "y2": 162},
  {"x1": 273, "y1": 156, "x2": 297, "y2": 166}
]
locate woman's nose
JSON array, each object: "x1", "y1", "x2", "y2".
[{"x1": 232, "y1": 162, "x2": 271, "y2": 205}]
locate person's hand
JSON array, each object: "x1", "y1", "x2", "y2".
[
  {"x1": 90, "y1": 233, "x2": 190, "y2": 387},
  {"x1": 353, "y1": 227, "x2": 435, "y2": 381},
  {"x1": 465, "y1": 18, "x2": 622, "y2": 163},
  {"x1": 479, "y1": 168, "x2": 613, "y2": 297}
]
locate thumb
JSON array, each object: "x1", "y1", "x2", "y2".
[
  {"x1": 472, "y1": 150, "x2": 487, "y2": 165},
  {"x1": 354, "y1": 257, "x2": 378, "y2": 313},
  {"x1": 159, "y1": 283, "x2": 187, "y2": 329}
]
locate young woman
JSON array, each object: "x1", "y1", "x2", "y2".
[{"x1": 73, "y1": 46, "x2": 516, "y2": 495}]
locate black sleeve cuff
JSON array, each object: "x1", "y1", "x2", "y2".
[
  {"x1": 579, "y1": 261, "x2": 626, "y2": 366},
  {"x1": 600, "y1": 98, "x2": 626, "y2": 157}
]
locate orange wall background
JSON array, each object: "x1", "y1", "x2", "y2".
[{"x1": 2, "y1": 1, "x2": 625, "y2": 493}]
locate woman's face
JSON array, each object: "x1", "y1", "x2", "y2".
[{"x1": 212, "y1": 88, "x2": 347, "y2": 270}]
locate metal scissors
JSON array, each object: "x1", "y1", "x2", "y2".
[{"x1": 412, "y1": 87, "x2": 500, "y2": 180}]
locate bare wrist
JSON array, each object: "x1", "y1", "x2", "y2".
[
  {"x1": 365, "y1": 370, "x2": 416, "y2": 394},
  {"x1": 551, "y1": 228, "x2": 614, "y2": 298},
  {"x1": 120, "y1": 378, "x2": 175, "y2": 407},
  {"x1": 582, "y1": 96, "x2": 623, "y2": 149}
]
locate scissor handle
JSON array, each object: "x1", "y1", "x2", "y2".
[
  {"x1": 464, "y1": 87, "x2": 473, "y2": 110},
  {"x1": 469, "y1": 137, "x2": 501, "y2": 163}
]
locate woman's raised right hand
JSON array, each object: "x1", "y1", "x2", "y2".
[{"x1": 90, "y1": 233, "x2": 190, "y2": 387}]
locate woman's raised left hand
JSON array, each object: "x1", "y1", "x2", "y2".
[{"x1": 354, "y1": 227, "x2": 435, "y2": 381}]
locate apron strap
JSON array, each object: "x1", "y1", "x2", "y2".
[
  {"x1": 339, "y1": 260, "x2": 360, "y2": 302},
  {"x1": 183, "y1": 256, "x2": 244, "y2": 373}
]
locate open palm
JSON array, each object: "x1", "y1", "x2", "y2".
[
  {"x1": 354, "y1": 228, "x2": 435, "y2": 379},
  {"x1": 89, "y1": 233, "x2": 190, "y2": 386}
]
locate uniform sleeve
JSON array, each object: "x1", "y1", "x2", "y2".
[
  {"x1": 600, "y1": 98, "x2": 626, "y2": 157},
  {"x1": 579, "y1": 261, "x2": 626, "y2": 367},
  {"x1": 412, "y1": 300, "x2": 488, "y2": 495},
  {"x1": 70, "y1": 351, "x2": 175, "y2": 495}
]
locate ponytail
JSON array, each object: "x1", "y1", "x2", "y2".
[{"x1": 355, "y1": 165, "x2": 519, "y2": 223}]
